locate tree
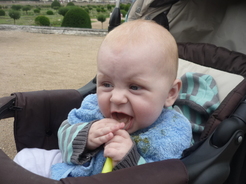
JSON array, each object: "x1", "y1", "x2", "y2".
[
  {"x1": 22, "y1": 5, "x2": 31, "y2": 15},
  {"x1": 9, "y1": 10, "x2": 20, "y2": 25},
  {"x1": 61, "y1": 7, "x2": 91, "y2": 28},
  {"x1": 11, "y1": 5, "x2": 22, "y2": 11},
  {"x1": 51, "y1": 0, "x2": 61, "y2": 10},
  {"x1": 97, "y1": 14, "x2": 106, "y2": 29}
]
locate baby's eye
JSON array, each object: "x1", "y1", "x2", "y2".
[
  {"x1": 103, "y1": 82, "x2": 113, "y2": 88},
  {"x1": 130, "y1": 85, "x2": 141, "y2": 90}
]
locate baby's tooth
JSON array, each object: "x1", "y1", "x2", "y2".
[{"x1": 119, "y1": 117, "x2": 128, "y2": 123}]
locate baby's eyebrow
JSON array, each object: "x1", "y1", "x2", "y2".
[
  {"x1": 97, "y1": 73, "x2": 107, "y2": 78},
  {"x1": 129, "y1": 76, "x2": 149, "y2": 84},
  {"x1": 96, "y1": 73, "x2": 112, "y2": 82}
]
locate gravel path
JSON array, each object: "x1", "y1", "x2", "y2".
[{"x1": 0, "y1": 22, "x2": 106, "y2": 158}]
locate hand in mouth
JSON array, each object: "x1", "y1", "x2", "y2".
[{"x1": 111, "y1": 112, "x2": 133, "y2": 131}]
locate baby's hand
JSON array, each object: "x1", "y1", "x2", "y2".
[
  {"x1": 104, "y1": 129, "x2": 133, "y2": 167},
  {"x1": 86, "y1": 119, "x2": 125, "y2": 150}
]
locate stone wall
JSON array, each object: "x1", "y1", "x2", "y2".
[{"x1": 0, "y1": 24, "x2": 108, "y2": 36}]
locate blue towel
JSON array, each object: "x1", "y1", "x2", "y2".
[
  {"x1": 51, "y1": 150, "x2": 105, "y2": 179},
  {"x1": 51, "y1": 94, "x2": 192, "y2": 180}
]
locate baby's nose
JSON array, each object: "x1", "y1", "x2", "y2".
[{"x1": 110, "y1": 89, "x2": 128, "y2": 105}]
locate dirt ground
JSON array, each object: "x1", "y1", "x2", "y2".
[{"x1": 0, "y1": 20, "x2": 109, "y2": 159}]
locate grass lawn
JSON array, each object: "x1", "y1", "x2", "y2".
[
  {"x1": 0, "y1": 3, "x2": 114, "y2": 27},
  {"x1": 0, "y1": 8, "x2": 65, "y2": 26}
]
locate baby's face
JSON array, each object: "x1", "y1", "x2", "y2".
[{"x1": 97, "y1": 44, "x2": 175, "y2": 134}]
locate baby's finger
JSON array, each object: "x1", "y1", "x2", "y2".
[
  {"x1": 100, "y1": 123, "x2": 125, "y2": 136},
  {"x1": 104, "y1": 144, "x2": 126, "y2": 162},
  {"x1": 96, "y1": 132, "x2": 114, "y2": 144},
  {"x1": 87, "y1": 132, "x2": 114, "y2": 150},
  {"x1": 113, "y1": 129, "x2": 130, "y2": 139},
  {"x1": 110, "y1": 123, "x2": 125, "y2": 133},
  {"x1": 104, "y1": 146, "x2": 117, "y2": 158},
  {"x1": 94, "y1": 126, "x2": 112, "y2": 137}
]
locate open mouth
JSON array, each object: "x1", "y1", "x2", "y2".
[{"x1": 112, "y1": 112, "x2": 133, "y2": 131}]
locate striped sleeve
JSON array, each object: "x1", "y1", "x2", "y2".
[
  {"x1": 176, "y1": 72, "x2": 220, "y2": 135},
  {"x1": 58, "y1": 119, "x2": 91, "y2": 164}
]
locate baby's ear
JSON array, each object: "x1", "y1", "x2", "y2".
[{"x1": 164, "y1": 79, "x2": 182, "y2": 107}]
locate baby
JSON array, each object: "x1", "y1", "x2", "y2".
[
  {"x1": 51, "y1": 19, "x2": 192, "y2": 179},
  {"x1": 14, "y1": 19, "x2": 192, "y2": 179}
]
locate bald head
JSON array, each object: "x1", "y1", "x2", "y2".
[{"x1": 98, "y1": 20, "x2": 179, "y2": 80}]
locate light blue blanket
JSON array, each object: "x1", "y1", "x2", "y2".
[{"x1": 51, "y1": 94, "x2": 192, "y2": 180}]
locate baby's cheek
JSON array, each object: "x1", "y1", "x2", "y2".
[
  {"x1": 137, "y1": 107, "x2": 160, "y2": 128},
  {"x1": 97, "y1": 97, "x2": 109, "y2": 118}
]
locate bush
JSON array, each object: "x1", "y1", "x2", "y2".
[
  {"x1": 51, "y1": 0, "x2": 61, "y2": 10},
  {"x1": 61, "y1": 7, "x2": 91, "y2": 28},
  {"x1": 96, "y1": 8, "x2": 101, "y2": 13},
  {"x1": 66, "y1": 2, "x2": 75, "y2": 7},
  {"x1": 124, "y1": 3, "x2": 131, "y2": 12},
  {"x1": 84, "y1": 8, "x2": 89, "y2": 14},
  {"x1": 107, "y1": 4, "x2": 112, "y2": 10},
  {"x1": 1, "y1": 5, "x2": 8, "y2": 9},
  {"x1": 58, "y1": 7, "x2": 69, "y2": 16},
  {"x1": 33, "y1": 9, "x2": 40, "y2": 13},
  {"x1": 121, "y1": 10, "x2": 126, "y2": 17},
  {"x1": 87, "y1": 5, "x2": 92, "y2": 10},
  {"x1": 35, "y1": 15, "x2": 50, "y2": 26},
  {"x1": 0, "y1": 9, "x2": 5, "y2": 16},
  {"x1": 46, "y1": 10, "x2": 54, "y2": 15},
  {"x1": 35, "y1": 6, "x2": 41, "y2": 10}
]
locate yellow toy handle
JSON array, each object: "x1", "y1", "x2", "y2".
[{"x1": 101, "y1": 157, "x2": 113, "y2": 173}]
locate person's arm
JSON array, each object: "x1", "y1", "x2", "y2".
[
  {"x1": 58, "y1": 118, "x2": 126, "y2": 165},
  {"x1": 58, "y1": 119, "x2": 100, "y2": 165}
]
